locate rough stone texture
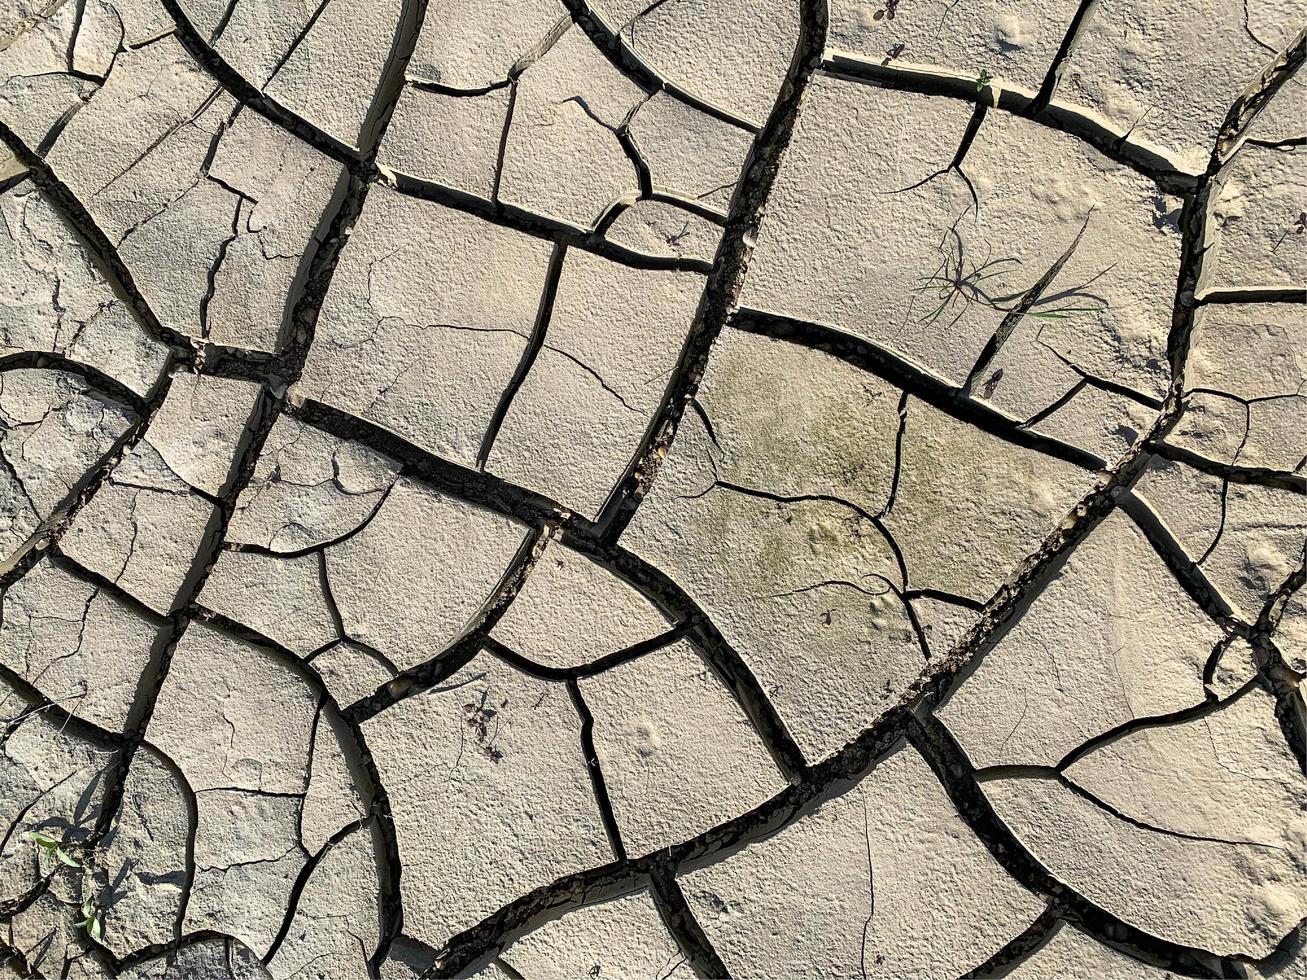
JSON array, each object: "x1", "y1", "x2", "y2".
[
  {"x1": 381, "y1": 86, "x2": 511, "y2": 199},
  {"x1": 225, "y1": 414, "x2": 402, "y2": 553},
  {"x1": 1002, "y1": 921, "x2": 1183, "y2": 978},
  {"x1": 406, "y1": 0, "x2": 564, "y2": 91},
  {"x1": 1, "y1": 3, "x2": 1303, "y2": 976},
  {"x1": 91, "y1": 746, "x2": 191, "y2": 959},
  {"x1": 605, "y1": 0, "x2": 800, "y2": 123},
  {"x1": 1137, "y1": 458, "x2": 1307, "y2": 620},
  {"x1": 499, "y1": 27, "x2": 645, "y2": 228},
  {"x1": 882, "y1": 397, "x2": 1096, "y2": 600},
  {"x1": 623, "y1": 329, "x2": 926, "y2": 763},
  {"x1": 0, "y1": 705, "x2": 111, "y2": 905},
  {"x1": 59, "y1": 369, "x2": 260, "y2": 615},
  {"x1": 188, "y1": 0, "x2": 404, "y2": 149},
  {"x1": 41, "y1": 30, "x2": 343, "y2": 352},
  {"x1": 604, "y1": 198, "x2": 724, "y2": 263},
  {"x1": 1209, "y1": 143, "x2": 1306, "y2": 291},
  {"x1": 144, "y1": 372, "x2": 261, "y2": 497}
]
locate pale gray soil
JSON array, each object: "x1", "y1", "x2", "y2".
[{"x1": 0, "y1": 1, "x2": 1304, "y2": 978}]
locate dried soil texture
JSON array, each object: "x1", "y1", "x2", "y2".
[{"x1": 0, "y1": 0, "x2": 1304, "y2": 978}]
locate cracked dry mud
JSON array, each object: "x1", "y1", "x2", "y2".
[{"x1": 0, "y1": 1, "x2": 1304, "y2": 979}]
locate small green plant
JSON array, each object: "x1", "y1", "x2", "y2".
[
  {"x1": 911, "y1": 226, "x2": 1108, "y2": 329},
  {"x1": 976, "y1": 68, "x2": 993, "y2": 93},
  {"x1": 25, "y1": 831, "x2": 80, "y2": 870},
  {"x1": 76, "y1": 896, "x2": 104, "y2": 942}
]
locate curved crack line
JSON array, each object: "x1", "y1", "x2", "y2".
[
  {"x1": 5, "y1": 9, "x2": 1296, "y2": 973},
  {"x1": 261, "y1": 817, "x2": 375, "y2": 966},
  {"x1": 43, "y1": 3, "x2": 435, "y2": 963},
  {"x1": 159, "y1": 0, "x2": 713, "y2": 278},
  {"x1": 481, "y1": 625, "x2": 692, "y2": 684},
  {"x1": 905, "y1": 714, "x2": 1241, "y2": 978},
  {"x1": 414, "y1": 42, "x2": 1306, "y2": 975},
  {"x1": 729, "y1": 307, "x2": 1108, "y2": 471},
  {"x1": 0, "y1": 352, "x2": 149, "y2": 415},
  {"x1": 1147, "y1": 438, "x2": 1307, "y2": 492},
  {"x1": 594, "y1": 0, "x2": 831, "y2": 543},
  {"x1": 959, "y1": 905, "x2": 1061, "y2": 978},
  {"x1": 558, "y1": 0, "x2": 760, "y2": 135},
  {"x1": 821, "y1": 50, "x2": 1200, "y2": 194},
  {"x1": 181, "y1": 605, "x2": 405, "y2": 974},
  {"x1": 1118, "y1": 489, "x2": 1241, "y2": 627},
  {"x1": 282, "y1": 396, "x2": 808, "y2": 776},
  {"x1": 647, "y1": 869, "x2": 730, "y2": 979},
  {"x1": 0, "y1": 120, "x2": 203, "y2": 368},
  {"x1": 340, "y1": 526, "x2": 549, "y2": 724}
]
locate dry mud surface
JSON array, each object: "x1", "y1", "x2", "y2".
[{"x1": 0, "y1": 0, "x2": 1305, "y2": 977}]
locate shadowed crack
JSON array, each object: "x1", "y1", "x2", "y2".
[
  {"x1": 478, "y1": 243, "x2": 567, "y2": 468},
  {"x1": 559, "y1": 0, "x2": 760, "y2": 135},
  {"x1": 959, "y1": 905, "x2": 1061, "y2": 978},
  {"x1": 961, "y1": 212, "x2": 1097, "y2": 395},
  {"x1": 730, "y1": 307, "x2": 1107, "y2": 470},
  {"x1": 286, "y1": 396, "x2": 807, "y2": 777},
  {"x1": 1, "y1": 4, "x2": 1303, "y2": 975},
  {"x1": 566, "y1": 679, "x2": 625, "y2": 862},
  {"x1": 341, "y1": 526, "x2": 547, "y2": 725},
  {"x1": 0, "y1": 0, "x2": 435, "y2": 960},
  {"x1": 482, "y1": 626, "x2": 693, "y2": 683},
  {"x1": 1027, "y1": 0, "x2": 1100, "y2": 116},
  {"x1": 905, "y1": 713, "x2": 1240, "y2": 978},
  {"x1": 597, "y1": 0, "x2": 830, "y2": 543},
  {"x1": 822, "y1": 50, "x2": 1200, "y2": 194},
  {"x1": 392, "y1": 40, "x2": 1306, "y2": 975},
  {"x1": 159, "y1": 0, "x2": 713, "y2": 278},
  {"x1": 648, "y1": 870, "x2": 731, "y2": 979},
  {"x1": 1147, "y1": 437, "x2": 1307, "y2": 492}
]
